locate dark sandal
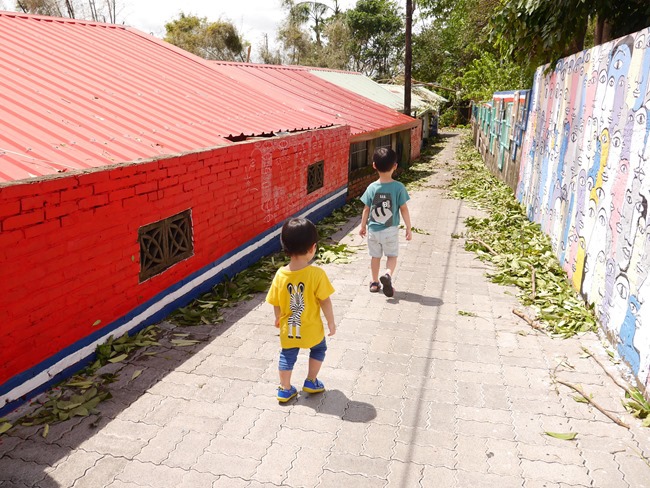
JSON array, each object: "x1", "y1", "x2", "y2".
[
  {"x1": 380, "y1": 273, "x2": 394, "y2": 297},
  {"x1": 369, "y1": 281, "x2": 381, "y2": 293}
]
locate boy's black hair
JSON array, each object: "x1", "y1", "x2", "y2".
[
  {"x1": 373, "y1": 147, "x2": 398, "y2": 172},
  {"x1": 281, "y1": 218, "x2": 319, "y2": 256}
]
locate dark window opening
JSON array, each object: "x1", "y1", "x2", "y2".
[
  {"x1": 139, "y1": 210, "x2": 193, "y2": 281},
  {"x1": 307, "y1": 160, "x2": 324, "y2": 194},
  {"x1": 349, "y1": 141, "x2": 368, "y2": 171},
  {"x1": 375, "y1": 134, "x2": 392, "y2": 150}
]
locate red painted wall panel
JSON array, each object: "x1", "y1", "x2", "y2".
[{"x1": 0, "y1": 126, "x2": 349, "y2": 385}]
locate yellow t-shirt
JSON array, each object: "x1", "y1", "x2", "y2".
[{"x1": 266, "y1": 265, "x2": 335, "y2": 349}]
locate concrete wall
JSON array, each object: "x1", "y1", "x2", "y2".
[
  {"x1": 517, "y1": 27, "x2": 650, "y2": 392},
  {"x1": 0, "y1": 126, "x2": 349, "y2": 412}
]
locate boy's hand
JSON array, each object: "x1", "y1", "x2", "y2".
[
  {"x1": 327, "y1": 322, "x2": 336, "y2": 336},
  {"x1": 405, "y1": 228, "x2": 413, "y2": 241},
  {"x1": 274, "y1": 317, "x2": 280, "y2": 328},
  {"x1": 359, "y1": 226, "x2": 367, "y2": 238}
]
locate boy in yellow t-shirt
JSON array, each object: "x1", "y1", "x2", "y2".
[{"x1": 266, "y1": 218, "x2": 336, "y2": 402}]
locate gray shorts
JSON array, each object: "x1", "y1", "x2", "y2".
[{"x1": 368, "y1": 227, "x2": 399, "y2": 258}]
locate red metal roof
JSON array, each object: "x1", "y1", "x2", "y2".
[
  {"x1": 208, "y1": 61, "x2": 419, "y2": 141},
  {"x1": 0, "y1": 13, "x2": 336, "y2": 183}
]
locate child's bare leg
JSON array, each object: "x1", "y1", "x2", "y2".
[
  {"x1": 279, "y1": 370, "x2": 292, "y2": 390},
  {"x1": 386, "y1": 256, "x2": 397, "y2": 276},
  {"x1": 371, "y1": 257, "x2": 381, "y2": 282},
  {"x1": 307, "y1": 358, "x2": 323, "y2": 380}
]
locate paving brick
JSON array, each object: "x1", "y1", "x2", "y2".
[
  {"x1": 392, "y1": 441, "x2": 455, "y2": 468},
  {"x1": 164, "y1": 431, "x2": 213, "y2": 469},
  {"x1": 252, "y1": 441, "x2": 298, "y2": 485},
  {"x1": 326, "y1": 452, "x2": 389, "y2": 478},
  {"x1": 386, "y1": 460, "x2": 424, "y2": 487},
  {"x1": 245, "y1": 410, "x2": 287, "y2": 443},
  {"x1": 518, "y1": 442, "x2": 584, "y2": 465},
  {"x1": 457, "y1": 420, "x2": 516, "y2": 441},
  {"x1": 193, "y1": 450, "x2": 261, "y2": 478},
  {"x1": 72, "y1": 455, "x2": 129, "y2": 488},
  {"x1": 115, "y1": 459, "x2": 185, "y2": 488},
  {"x1": 456, "y1": 470, "x2": 523, "y2": 488},
  {"x1": 331, "y1": 422, "x2": 367, "y2": 456},
  {"x1": 218, "y1": 406, "x2": 263, "y2": 438},
  {"x1": 135, "y1": 426, "x2": 187, "y2": 464},
  {"x1": 318, "y1": 469, "x2": 386, "y2": 488},
  {"x1": 617, "y1": 453, "x2": 650, "y2": 488},
  {"x1": 582, "y1": 448, "x2": 627, "y2": 488},
  {"x1": 44, "y1": 450, "x2": 103, "y2": 488},
  {"x1": 274, "y1": 426, "x2": 336, "y2": 451},
  {"x1": 284, "y1": 447, "x2": 329, "y2": 488},
  {"x1": 420, "y1": 466, "x2": 457, "y2": 487},
  {"x1": 457, "y1": 405, "x2": 512, "y2": 424},
  {"x1": 520, "y1": 459, "x2": 591, "y2": 485},
  {"x1": 363, "y1": 423, "x2": 398, "y2": 459}
]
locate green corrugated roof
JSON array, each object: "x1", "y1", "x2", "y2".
[{"x1": 309, "y1": 70, "x2": 405, "y2": 111}]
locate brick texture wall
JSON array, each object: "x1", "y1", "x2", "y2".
[
  {"x1": 0, "y1": 126, "x2": 349, "y2": 387},
  {"x1": 410, "y1": 122, "x2": 422, "y2": 161}
]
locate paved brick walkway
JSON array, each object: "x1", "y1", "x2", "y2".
[{"x1": 2, "y1": 131, "x2": 650, "y2": 487}]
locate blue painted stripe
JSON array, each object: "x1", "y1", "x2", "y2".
[{"x1": 0, "y1": 186, "x2": 347, "y2": 415}]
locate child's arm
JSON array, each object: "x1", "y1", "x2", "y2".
[
  {"x1": 359, "y1": 205, "x2": 370, "y2": 237},
  {"x1": 400, "y1": 203, "x2": 412, "y2": 241},
  {"x1": 320, "y1": 297, "x2": 336, "y2": 336},
  {"x1": 273, "y1": 306, "x2": 281, "y2": 328}
]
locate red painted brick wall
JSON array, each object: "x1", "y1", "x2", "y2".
[
  {"x1": 0, "y1": 126, "x2": 349, "y2": 386},
  {"x1": 410, "y1": 122, "x2": 422, "y2": 161}
]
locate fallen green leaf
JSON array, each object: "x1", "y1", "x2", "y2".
[
  {"x1": 544, "y1": 431, "x2": 577, "y2": 440},
  {"x1": 92, "y1": 320, "x2": 101, "y2": 327},
  {"x1": 108, "y1": 354, "x2": 128, "y2": 363},
  {"x1": 0, "y1": 422, "x2": 12, "y2": 435},
  {"x1": 131, "y1": 370, "x2": 143, "y2": 380},
  {"x1": 42, "y1": 424, "x2": 49, "y2": 438}
]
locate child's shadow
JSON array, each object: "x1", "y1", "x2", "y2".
[
  {"x1": 292, "y1": 389, "x2": 377, "y2": 422},
  {"x1": 388, "y1": 292, "x2": 443, "y2": 306}
]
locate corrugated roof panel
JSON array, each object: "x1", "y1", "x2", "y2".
[
  {"x1": 0, "y1": 13, "x2": 335, "y2": 182},
  {"x1": 379, "y1": 84, "x2": 428, "y2": 112},
  {"x1": 209, "y1": 62, "x2": 418, "y2": 138},
  {"x1": 308, "y1": 70, "x2": 405, "y2": 111}
]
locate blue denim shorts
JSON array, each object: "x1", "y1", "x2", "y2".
[{"x1": 279, "y1": 338, "x2": 327, "y2": 371}]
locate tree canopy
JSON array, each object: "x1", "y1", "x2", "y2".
[
  {"x1": 164, "y1": 13, "x2": 247, "y2": 62},
  {"x1": 16, "y1": 0, "x2": 121, "y2": 23},
  {"x1": 490, "y1": 0, "x2": 650, "y2": 67}
]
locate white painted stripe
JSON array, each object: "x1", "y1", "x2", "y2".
[{"x1": 2, "y1": 188, "x2": 347, "y2": 406}]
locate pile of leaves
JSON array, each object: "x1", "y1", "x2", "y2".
[
  {"x1": 449, "y1": 136, "x2": 597, "y2": 337},
  {"x1": 0, "y1": 326, "x2": 159, "y2": 436}
]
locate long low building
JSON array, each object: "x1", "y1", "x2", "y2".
[{"x1": 0, "y1": 11, "x2": 418, "y2": 413}]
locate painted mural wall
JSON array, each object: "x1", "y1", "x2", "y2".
[{"x1": 517, "y1": 27, "x2": 650, "y2": 391}]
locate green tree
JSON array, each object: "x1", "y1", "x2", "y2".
[
  {"x1": 347, "y1": 0, "x2": 404, "y2": 79},
  {"x1": 490, "y1": 0, "x2": 650, "y2": 67},
  {"x1": 164, "y1": 13, "x2": 247, "y2": 61}
]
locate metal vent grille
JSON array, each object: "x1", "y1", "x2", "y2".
[
  {"x1": 307, "y1": 160, "x2": 324, "y2": 194},
  {"x1": 139, "y1": 210, "x2": 193, "y2": 281}
]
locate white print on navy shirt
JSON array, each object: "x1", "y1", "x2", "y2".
[{"x1": 371, "y1": 192, "x2": 393, "y2": 225}]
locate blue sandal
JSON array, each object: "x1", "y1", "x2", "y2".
[{"x1": 369, "y1": 281, "x2": 381, "y2": 293}]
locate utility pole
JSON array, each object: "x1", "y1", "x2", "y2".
[{"x1": 404, "y1": 0, "x2": 413, "y2": 116}]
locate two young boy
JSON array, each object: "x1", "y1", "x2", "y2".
[{"x1": 266, "y1": 147, "x2": 411, "y2": 401}]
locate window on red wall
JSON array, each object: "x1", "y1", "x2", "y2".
[{"x1": 139, "y1": 210, "x2": 193, "y2": 281}]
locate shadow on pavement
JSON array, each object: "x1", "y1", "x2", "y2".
[
  {"x1": 387, "y1": 292, "x2": 443, "y2": 306},
  {"x1": 287, "y1": 389, "x2": 377, "y2": 423}
]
